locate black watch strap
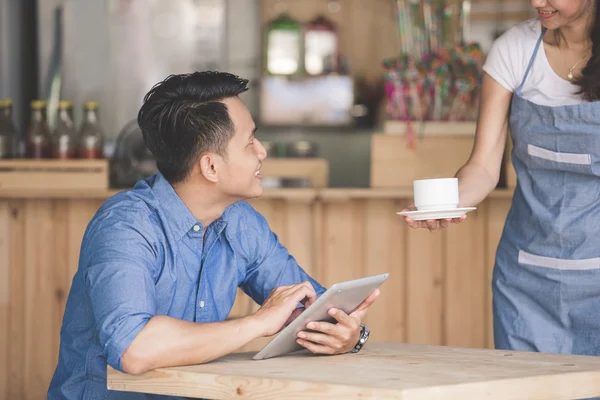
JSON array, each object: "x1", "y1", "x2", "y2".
[{"x1": 351, "y1": 324, "x2": 370, "y2": 353}]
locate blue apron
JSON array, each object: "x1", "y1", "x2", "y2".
[{"x1": 493, "y1": 27, "x2": 600, "y2": 356}]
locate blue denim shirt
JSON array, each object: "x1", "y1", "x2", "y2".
[{"x1": 48, "y1": 173, "x2": 326, "y2": 399}]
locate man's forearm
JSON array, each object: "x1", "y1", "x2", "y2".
[{"x1": 121, "y1": 314, "x2": 264, "y2": 374}]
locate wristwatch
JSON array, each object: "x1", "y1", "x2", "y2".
[{"x1": 351, "y1": 324, "x2": 370, "y2": 353}]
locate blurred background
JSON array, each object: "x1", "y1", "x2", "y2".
[
  {"x1": 0, "y1": 1, "x2": 537, "y2": 398},
  {"x1": 0, "y1": 0, "x2": 534, "y2": 188}
]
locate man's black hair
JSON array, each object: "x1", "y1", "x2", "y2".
[{"x1": 137, "y1": 71, "x2": 249, "y2": 183}]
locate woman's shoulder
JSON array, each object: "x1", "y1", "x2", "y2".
[
  {"x1": 483, "y1": 19, "x2": 543, "y2": 92},
  {"x1": 494, "y1": 18, "x2": 542, "y2": 47}
]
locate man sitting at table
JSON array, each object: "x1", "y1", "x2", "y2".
[{"x1": 47, "y1": 71, "x2": 379, "y2": 400}]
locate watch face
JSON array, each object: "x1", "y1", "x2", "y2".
[{"x1": 351, "y1": 324, "x2": 369, "y2": 353}]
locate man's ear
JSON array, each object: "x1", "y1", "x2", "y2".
[{"x1": 199, "y1": 153, "x2": 219, "y2": 183}]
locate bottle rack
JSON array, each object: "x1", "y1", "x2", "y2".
[{"x1": 0, "y1": 159, "x2": 109, "y2": 190}]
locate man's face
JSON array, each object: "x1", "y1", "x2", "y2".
[{"x1": 214, "y1": 96, "x2": 266, "y2": 200}]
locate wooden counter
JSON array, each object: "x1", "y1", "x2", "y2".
[
  {"x1": 0, "y1": 187, "x2": 515, "y2": 399},
  {"x1": 320, "y1": 188, "x2": 515, "y2": 200},
  {"x1": 0, "y1": 187, "x2": 514, "y2": 200},
  {"x1": 107, "y1": 342, "x2": 600, "y2": 400},
  {"x1": 0, "y1": 187, "x2": 318, "y2": 200}
]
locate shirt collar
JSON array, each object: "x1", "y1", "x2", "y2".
[
  {"x1": 151, "y1": 173, "x2": 201, "y2": 240},
  {"x1": 150, "y1": 173, "x2": 229, "y2": 240}
]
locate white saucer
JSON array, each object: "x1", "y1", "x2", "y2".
[{"x1": 396, "y1": 207, "x2": 476, "y2": 221}]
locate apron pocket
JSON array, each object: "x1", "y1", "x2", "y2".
[
  {"x1": 524, "y1": 144, "x2": 599, "y2": 208},
  {"x1": 527, "y1": 144, "x2": 591, "y2": 165},
  {"x1": 518, "y1": 250, "x2": 600, "y2": 270}
]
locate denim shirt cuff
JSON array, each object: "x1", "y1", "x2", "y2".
[{"x1": 105, "y1": 319, "x2": 150, "y2": 372}]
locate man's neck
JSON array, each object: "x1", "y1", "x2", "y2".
[{"x1": 172, "y1": 179, "x2": 237, "y2": 229}]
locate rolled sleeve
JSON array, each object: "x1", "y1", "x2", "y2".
[
  {"x1": 482, "y1": 24, "x2": 527, "y2": 93},
  {"x1": 83, "y1": 211, "x2": 159, "y2": 372},
  {"x1": 239, "y1": 204, "x2": 326, "y2": 304}
]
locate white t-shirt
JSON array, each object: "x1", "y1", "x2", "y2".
[{"x1": 482, "y1": 18, "x2": 586, "y2": 106}]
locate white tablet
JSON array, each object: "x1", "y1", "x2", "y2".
[{"x1": 253, "y1": 273, "x2": 390, "y2": 360}]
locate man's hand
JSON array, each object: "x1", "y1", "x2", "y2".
[
  {"x1": 296, "y1": 289, "x2": 380, "y2": 355},
  {"x1": 252, "y1": 282, "x2": 317, "y2": 337}
]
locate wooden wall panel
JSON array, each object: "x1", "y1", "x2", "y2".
[
  {"x1": 362, "y1": 199, "x2": 407, "y2": 343},
  {"x1": 485, "y1": 199, "x2": 512, "y2": 348},
  {"x1": 0, "y1": 198, "x2": 104, "y2": 398},
  {"x1": 0, "y1": 202, "x2": 9, "y2": 399},
  {"x1": 7, "y1": 201, "x2": 25, "y2": 398},
  {"x1": 406, "y1": 227, "x2": 444, "y2": 345},
  {"x1": 23, "y1": 200, "x2": 56, "y2": 399},
  {"x1": 52, "y1": 201, "x2": 69, "y2": 369},
  {"x1": 283, "y1": 203, "x2": 314, "y2": 276},
  {"x1": 321, "y1": 200, "x2": 365, "y2": 287},
  {"x1": 311, "y1": 202, "x2": 324, "y2": 283},
  {"x1": 444, "y1": 204, "x2": 487, "y2": 348}
]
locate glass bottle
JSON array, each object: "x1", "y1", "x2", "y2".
[
  {"x1": 78, "y1": 101, "x2": 104, "y2": 159},
  {"x1": 52, "y1": 100, "x2": 77, "y2": 159},
  {"x1": 304, "y1": 15, "x2": 339, "y2": 76},
  {"x1": 25, "y1": 100, "x2": 52, "y2": 159},
  {"x1": 0, "y1": 98, "x2": 17, "y2": 159},
  {"x1": 264, "y1": 13, "x2": 302, "y2": 76}
]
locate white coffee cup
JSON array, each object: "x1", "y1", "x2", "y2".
[{"x1": 413, "y1": 178, "x2": 459, "y2": 211}]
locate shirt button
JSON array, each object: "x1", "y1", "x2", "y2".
[
  {"x1": 200, "y1": 301, "x2": 205, "y2": 308},
  {"x1": 193, "y1": 225, "x2": 200, "y2": 232}
]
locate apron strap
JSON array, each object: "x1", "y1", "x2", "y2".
[{"x1": 516, "y1": 26, "x2": 548, "y2": 96}]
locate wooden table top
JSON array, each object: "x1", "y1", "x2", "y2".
[{"x1": 107, "y1": 342, "x2": 600, "y2": 399}]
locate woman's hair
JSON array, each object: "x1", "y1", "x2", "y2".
[{"x1": 575, "y1": 0, "x2": 600, "y2": 101}]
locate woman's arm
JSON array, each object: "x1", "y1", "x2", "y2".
[
  {"x1": 455, "y1": 72, "x2": 513, "y2": 207},
  {"x1": 403, "y1": 72, "x2": 513, "y2": 230}
]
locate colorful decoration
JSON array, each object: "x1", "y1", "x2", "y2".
[{"x1": 385, "y1": 0, "x2": 483, "y2": 149}]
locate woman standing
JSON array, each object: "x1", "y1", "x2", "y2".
[{"x1": 404, "y1": 0, "x2": 600, "y2": 355}]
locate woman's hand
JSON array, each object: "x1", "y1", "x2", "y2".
[{"x1": 400, "y1": 204, "x2": 466, "y2": 232}]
